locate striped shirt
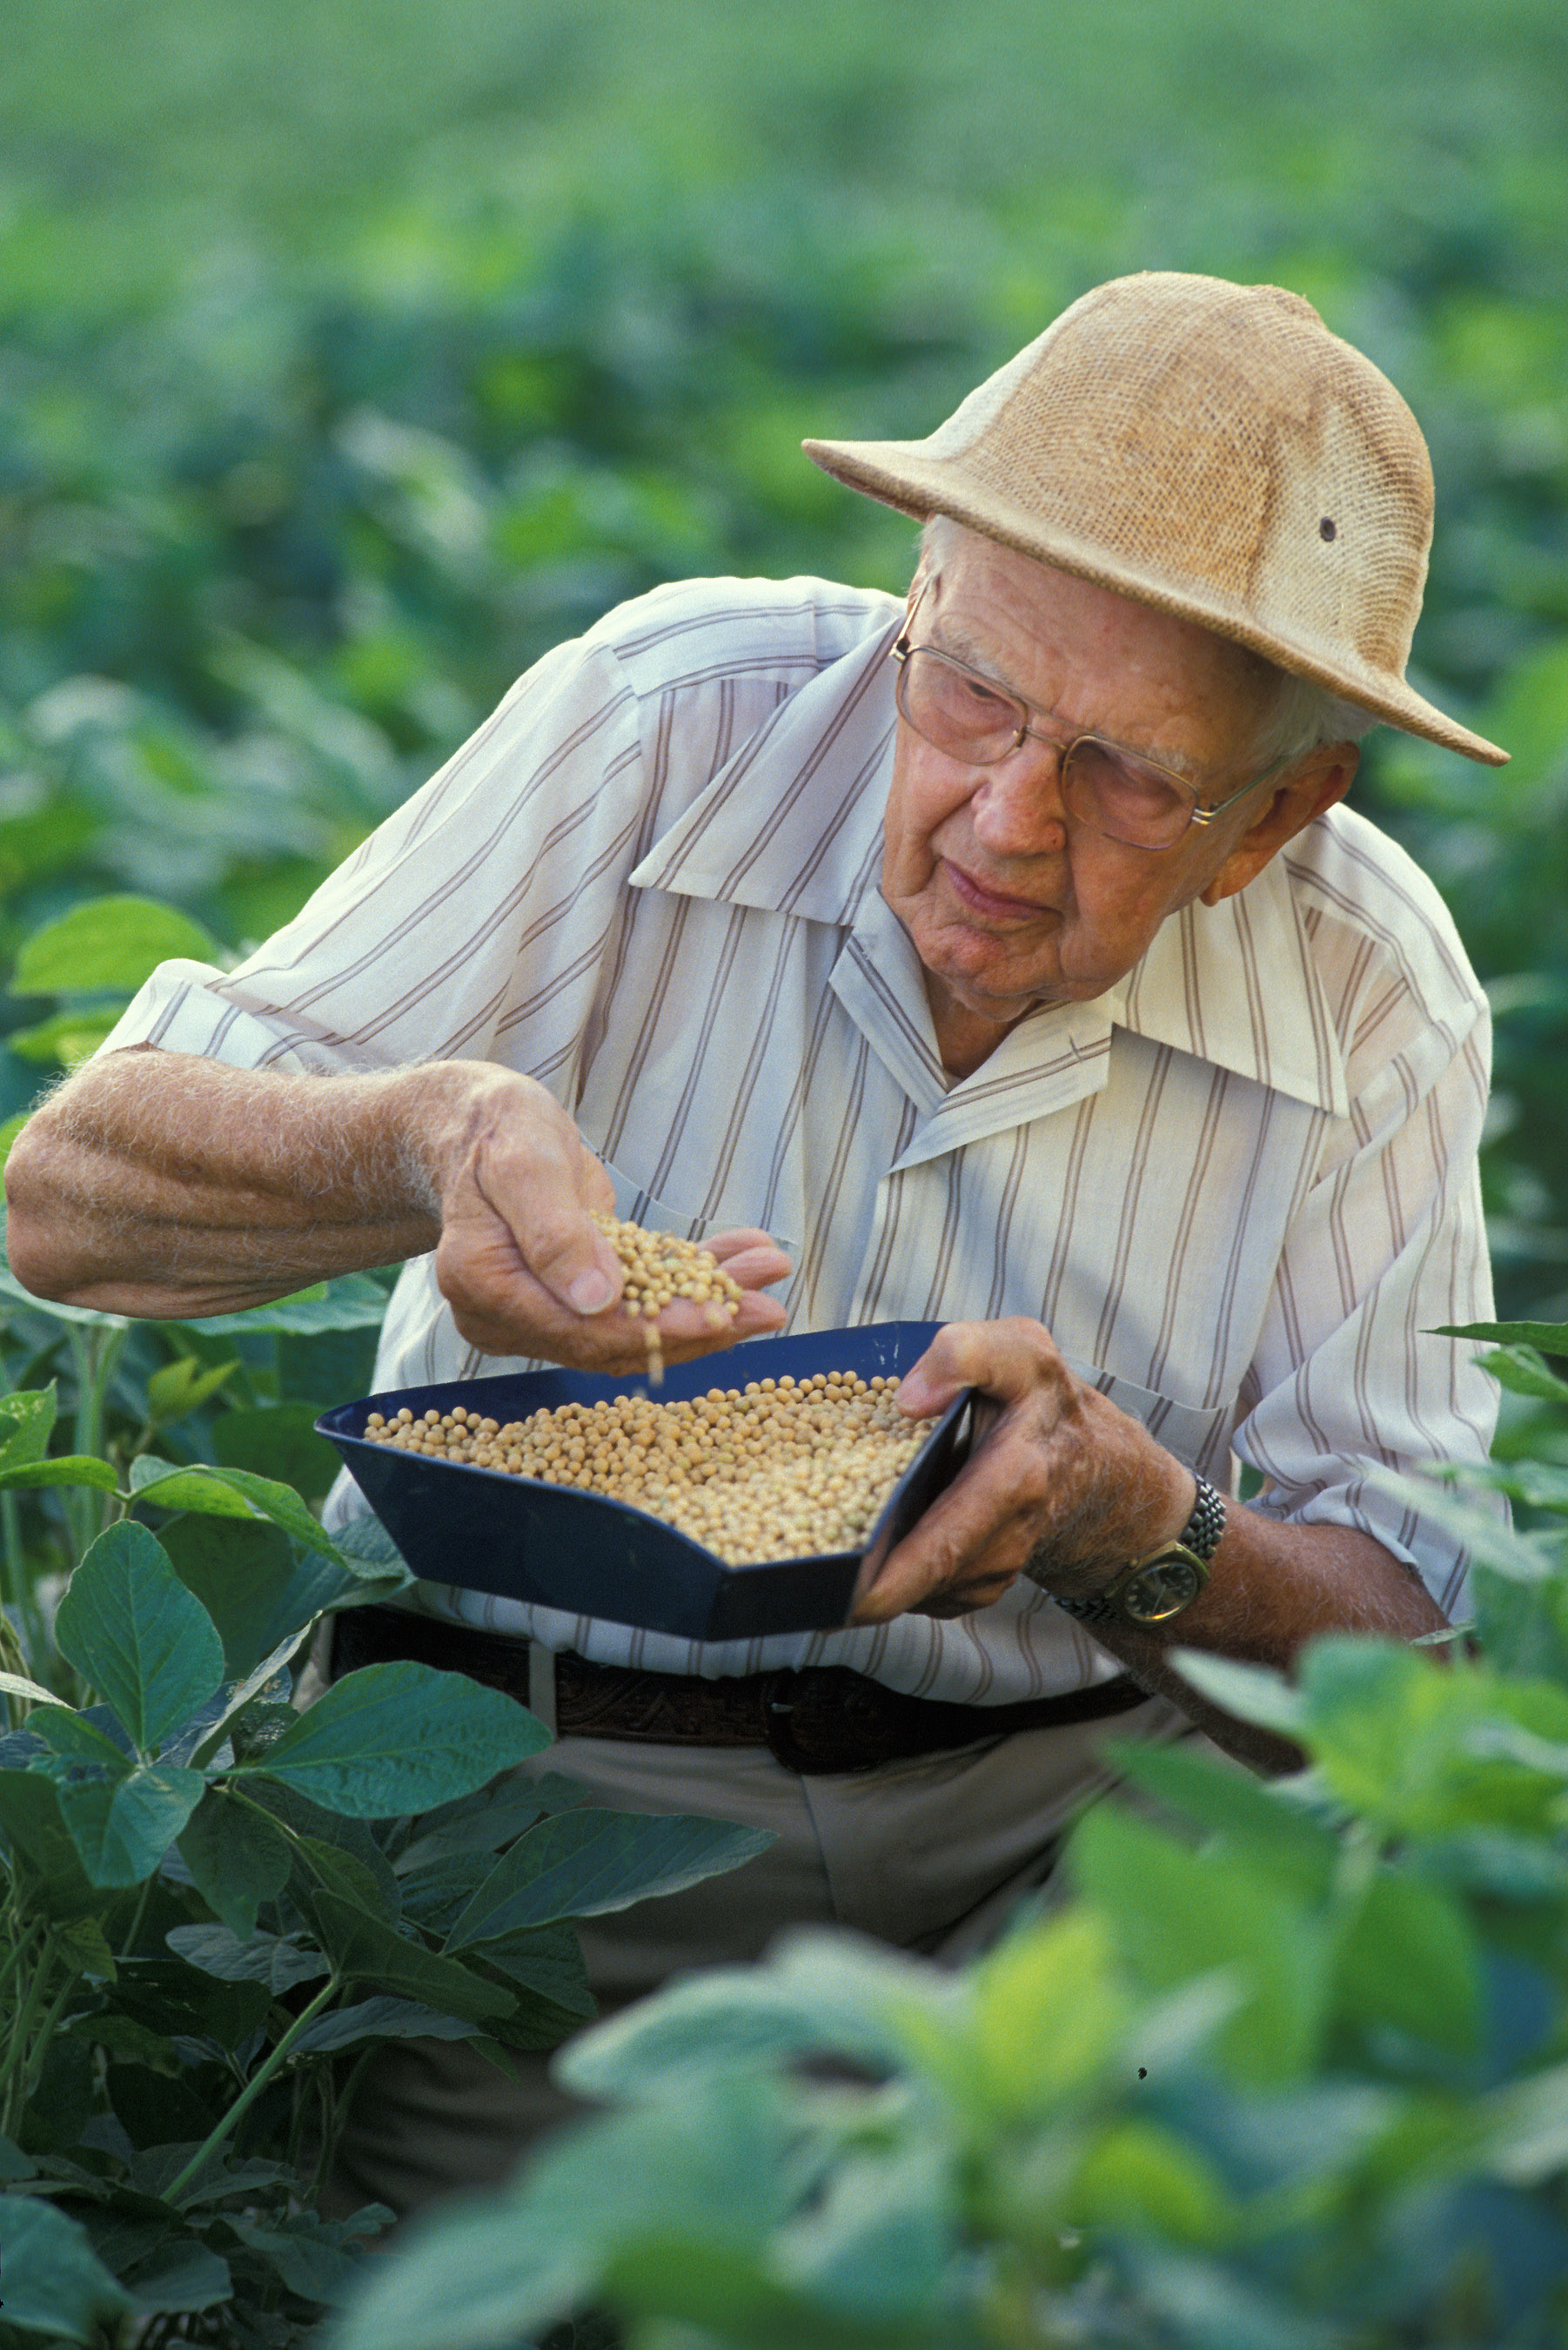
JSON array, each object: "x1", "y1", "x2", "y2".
[{"x1": 104, "y1": 574, "x2": 1500, "y2": 1703}]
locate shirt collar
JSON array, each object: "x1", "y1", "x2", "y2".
[{"x1": 627, "y1": 608, "x2": 1349, "y2": 1137}]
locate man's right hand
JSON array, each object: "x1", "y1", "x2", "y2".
[
  {"x1": 425, "y1": 1066, "x2": 791, "y2": 1371},
  {"x1": 3, "y1": 1049, "x2": 790, "y2": 1367}
]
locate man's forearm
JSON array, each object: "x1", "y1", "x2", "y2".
[
  {"x1": 1078, "y1": 1512, "x2": 1446, "y2": 1772},
  {"x1": 3, "y1": 1048, "x2": 471, "y2": 1314}
]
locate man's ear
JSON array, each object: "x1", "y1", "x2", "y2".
[{"x1": 1200, "y1": 742, "x2": 1360, "y2": 907}]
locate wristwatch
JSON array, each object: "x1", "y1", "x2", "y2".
[{"x1": 1049, "y1": 1474, "x2": 1226, "y2": 1627}]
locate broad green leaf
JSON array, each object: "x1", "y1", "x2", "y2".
[
  {"x1": 8, "y1": 1007, "x2": 124, "y2": 1066},
  {"x1": 30, "y1": 1703, "x2": 129, "y2": 1766},
  {"x1": 50, "y1": 1756, "x2": 205, "y2": 1887},
  {"x1": 1363, "y1": 1466, "x2": 1551, "y2": 1581},
  {"x1": 67, "y1": 2010, "x2": 178, "y2": 2071},
  {"x1": 288, "y1": 1994, "x2": 486, "y2": 2056},
  {"x1": 188, "y1": 1628, "x2": 310, "y2": 1769},
  {"x1": 1437, "y1": 1319, "x2": 1568, "y2": 1358},
  {"x1": 54, "y1": 1912, "x2": 118, "y2": 1980},
  {"x1": 237, "y1": 1659, "x2": 548, "y2": 1817},
  {"x1": 1167, "y1": 1650, "x2": 1308, "y2": 1736},
  {"x1": 10, "y1": 893, "x2": 220, "y2": 994},
  {"x1": 308, "y1": 1891, "x2": 514, "y2": 2023},
  {"x1": 124, "y1": 2239, "x2": 232, "y2": 2317},
  {"x1": 146, "y1": 1353, "x2": 240, "y2": 1424},
  {"x1": 165, "y1": 1922, "x2": 329, "y2": 1994},
  {"x1": 0, "y1": 1381, "x2": 57, "y2": 1468},
  {"x1": 178, "y1": 1785, "x2": 293, "y2": 1941},
  {"x1": 1484, "y1": 2058, "x2": 1568, "y2": 2185},
  {"x1": 395, "y1": 1770, "x2": 589, "y2": 1876},
  {"x1": 1328, "y1": 1868, "x2": 1482, "y2": 2056},
  {"x1": 213, "y1": 1398, "x2": 343, "y2": 1502},
  {"x1": 1102, "y1": 1737, "x2": 1341, "y2": 1899},
  {"x1": 0, "y1": 1769, "x2": 105, "y2": 1918},
  {"x1": 168, "y1": 1272, "x2": 391, "y2": 1336},
  {"x1": 472, "y1": 1921, "x2": 595, "y2": 2018},
  {"x1": 946, "y1": 1908, "x2": 1129, "y2": 2118},
  {"x1": 1475, "y1": 1344, "x2": 1568, "y2": 1405},
  {"x1": 294, "y1": 1831, "x2": 402, "y2": 1927},
  {"x1": 0, "y1": 2193, "x2": 133, "y2": 2341},
  {"x1": 1070, "y1": 1804, "x2": 1327, "y2": 2086},
  {"x1": 54, "y1": 1521, "x2": 225, "y2": 1752},
  {"x1": 131, "y1": 1453, "x2": 348, "y2": 1566},
  {"x1": 0, "y1": 1453, "x2": 120, "y2": 1493},
  {"x1": 162, "y1": 1513, "x2": 363, "y2": 1679},
  {"x1": 225, "y1": 2212, "x2": 372, "y2": 2306},
  {"x1": 446, "y1": 1810, "x2": 774, "y2": 1948},
  {"x1": 1071, "y1": 2120, "x2": 1235, "y2": 2246}
]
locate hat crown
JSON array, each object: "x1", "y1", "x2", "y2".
[{"x1": 926, "y1": 273, "x2": 1432, "y2": 681}]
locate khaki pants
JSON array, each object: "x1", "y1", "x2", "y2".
[{"x1": 322, "y1": 1689, "x2": 1184, "y2": 2223}]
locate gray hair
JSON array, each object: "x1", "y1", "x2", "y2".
[{"x1": 915, "y1": 514, "x2": 1375, "y2": 770}]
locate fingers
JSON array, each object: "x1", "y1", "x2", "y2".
[
  {"x1": 703, "y1": 1231, "x2": 794, "y2": 1290},
  {"x1": 895, "y1": 1318, "x2": 1066, "y2": 1418}
]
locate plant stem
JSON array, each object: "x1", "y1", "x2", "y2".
[
  {"x1": 163, "y1": 1973, "x2": 343, "y2": 2205},
  {"x1": 117, "y1": 1874, "x2": 156, "y2": 1963},
  {"x1": 16, "y1": 1966, "x2": 80, "y2": 2114},
  {"x1": 1, "y1": 1926, "x2": 57, "y2": 2137},
  {"x1": 305, "y1": 2037, "x2": 379, "y2": 2210}
]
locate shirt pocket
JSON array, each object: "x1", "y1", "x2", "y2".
[{"x1": 1060, "y1": 1355, "x2": 1236, "y2": 1487}]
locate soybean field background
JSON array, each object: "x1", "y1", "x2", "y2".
[{"x1": 3, "y1": 0, "x2": 1568, "y2": 1312}]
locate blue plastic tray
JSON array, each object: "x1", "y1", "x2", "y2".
[{"x1": 317, "y1": 1321, "x2": 970, "y2": 1641}]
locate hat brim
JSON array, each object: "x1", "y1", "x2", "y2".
[{"x1": 803, "y1": 437, "x2": 1508, "y2": 768}]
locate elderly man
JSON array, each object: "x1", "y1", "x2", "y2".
[{"x1": 5, "y1": 273, "x2": 1504, "y2": 2211}]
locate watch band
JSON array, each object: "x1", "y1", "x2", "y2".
[{"x1": 1051, "y1": 1473, "x2": 1226, "y2": 1627}]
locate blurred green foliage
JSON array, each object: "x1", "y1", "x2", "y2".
[{"x1": 1, "y1": 0, "x2": 1567, "y2": 1304}]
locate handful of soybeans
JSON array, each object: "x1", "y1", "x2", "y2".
[
  {"x1": 588, "y1": 1210, "x2": 744, "y2": 1381},
  {"x1": 364, "y1": 1370, "x2": 937, "y2": 1565}
]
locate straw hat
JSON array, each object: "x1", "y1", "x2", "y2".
[{"x1": 803, "y1": 272, "x2": 1505, "y2": 766}]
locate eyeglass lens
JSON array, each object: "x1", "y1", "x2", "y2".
[{"x1": 895, "y1": 647, "x2": 1196, "y2": 849}]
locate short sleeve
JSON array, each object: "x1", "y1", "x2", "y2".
[{"x1": 97, "y1": 632, "x2": 645, "y2": 1090}]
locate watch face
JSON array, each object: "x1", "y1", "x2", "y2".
[{"x1": 1121, "y1": 1551, "x2": 1205, "y2": 1623}]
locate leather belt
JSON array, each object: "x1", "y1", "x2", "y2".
[{"x1": 329, "y1": 1602, "x2": 1152, "y2": 1777}]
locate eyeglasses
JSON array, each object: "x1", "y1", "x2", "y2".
[{"x1": 889, "y1": 634, "x2": 1290, "y2": 852}]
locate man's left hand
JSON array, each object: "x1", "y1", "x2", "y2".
[{"x1": 850, "y1": 1318, "x2": 1196, "y2": 1624}]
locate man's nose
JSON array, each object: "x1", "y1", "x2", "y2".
[{"x1": 968, "y1": 741, "x2": 1069, "y2": 858}]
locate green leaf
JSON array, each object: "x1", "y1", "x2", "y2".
[
  {"x1": 131, "y1": 1453, "x2": 349, "y2": 1566},
  {"x1": 49, "y1": 1756, "x2": 205, "y2": 1887},
  {"x1": 30, "y1": 1703, "x2": 130, "y2": 1767},
  {"x1": 1102, "y1": 1737, "x2": 1341, "y2": 1900},
  {"x1": 146, "y1": 1353, "x2": 240, "y2": 1425},
  {"x1": 225, "y1": 2212, "x2": 370, "y2": 2306},
  {"x1": 167, "y1": 1272, "x2": 391, "y2": 1336},
  {"x1": 475, "y1": 1921, "x2": 595, "y2": 2019},
  {"x1": 1475, "y1": 1343, "x2": 1568, "y2": 1404},
  {"x1": 396, "y1": 1770, "x2": 588, "y2": 1876},
  {"x1": 1437, "y1": 1319, "x2": 1568, "y2": 1359},
  {"x1": 1072, "y1": 2119, "x2": 1235, "y2": 2246},
  {"x1": 162, "y1": 1514, "x2": 365, "y2": 1679},
  {"x1": 124, "y1": 2238, "x2": 233, "y2": 2317},
  {"x1": 178, "y1": 1786, "x2": 293, "y2": 1940},
  {"x1": 0, "y1": 1666, "x2": 65, "y2": 1708},
  {"x1": 8, "y1": 1007, "x2": 124, "y2": 1066},
  {"x1": 10, "y1": 893, "x2": 220, "y2": 994},
  {"x1": 1483, "y1": 2058, "x2": 1568, "y2": 2185},
  {"x1": 165, "y1": 1922, "x2": 329, "y2": 1994},
  {"x1": 213, "y1": 1398, "x2": 343, "y2": 1502},
  {"x1": 294, "y1": 1831, "x2": 402, "y2": 1927},
  {"x1": 1328, "y1": 1868, "x2": 1481, "y2": 2056},
  {"x1": 446, "y1": 1810, "x2": 774, "y2": 1948},
  {"x1": 0, "y1": 1382, "x2": 57, "y2": 1468},
  {"x1": 308, "y1": 1892, "x2": 514, "y2": 2024},
  {"x1": 237, "y1": 1659, "x2": 549, "y2": 1817},
  {"x1": 0, "y1": 1769, "x2": 105, "y2": 1917},
  {"x1": 1167, "y1": 1650, "x2": 1308, "y2": 1736},
  {"x1": 66, "y1": 2009, "x2": 178, "y2": 2071},
  {"x1": 0, "y1": 1452, "x2": 121, "y2": 1493},
  {"x1": 1069, "y1": 1804, "x2": 1327, "y2": 2085},
  {"x1": 54, "y1": 1521, "x2": 225, "y2": 1752},
  {"x1": 0, "y1": 2192, "x2": 133, "y2": 2341},
  {"x1": 288, "y1": 1993, "x2": 487, "y2": 2056}
]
